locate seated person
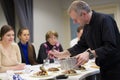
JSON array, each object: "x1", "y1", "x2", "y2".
[
  {"x1": 37, "y1": 30, "x2": 63, "y2": 64},
  {"x1": 0, "y1": 25, "x2": 25, "y2": 73},
  {"x1": 17, "y1": 27, "x2": 38, "y2": 65},
  {"x1": 70, "y1": 26, "x2": 83, "y2": 47}
]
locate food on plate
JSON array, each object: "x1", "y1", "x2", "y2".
[
  {"x1": 90, "y1": 62, "x2": 100, "y2": 68},
  {"x1": 63, "y1": 69, "x2": 76, "y2": 74},
  {"x1": 40, "y1": 66, "x2": 46, "y2": 72},
  {"x1": 33, "y1": 70, "x2": 48, "y2": 76},
  {"x1": 48, "y1": 67, "x2": 59, "y2": 71},
  {"x1": 78, "y1": 66, "x2": 86, "y2": 70}
]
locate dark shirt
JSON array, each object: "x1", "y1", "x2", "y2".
[
  {"x1": 68, "y1": 11, "x2": 120, "y2": 70},
  {"x1": 19, "y1": 42, "x2": 30, "y2": 64},
  {"x1": 37, "y1": 42, "x2": 63, "y2": 64},
  {"x1": 18, "y1": 42, "x2": 38, "y2": 65}
]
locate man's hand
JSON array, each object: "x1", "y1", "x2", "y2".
[
  {"x1": 48, "y1": 50, "x2": 71, "y2": 59},
  {"x1": 75, "y1": 51, "x2": 89, "y2": 66},
  {"x1": 48, "y1": 50, "x2": 61, "y2": 59}
]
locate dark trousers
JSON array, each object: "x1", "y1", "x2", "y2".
[
  {"x1": 100, "y1": 64, "x2": 120, "y2": 80},
  {"x1": 86, "y1": 73, "x2": 100, "y2": 80}
]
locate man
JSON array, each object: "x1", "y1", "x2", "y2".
[
  {"x1": 49, "y1": 0, "x2": 120, "y2": 80},
  {"x1": 70, "y1": 26, "x2": 83, "y2": 47}
]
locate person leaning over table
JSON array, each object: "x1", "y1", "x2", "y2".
[
  {"x1": 0, "y1": 25, "x2": 25, "y2": 73},
  {"x1": 17, "y1": 27, "x2": 38, "y2": 65},
  {"x1": 48, "y1": 0, "x2": 120, "y2": 80},
  {"x1": 37, "y1": 30, "x2": 63, "y2": 64}
]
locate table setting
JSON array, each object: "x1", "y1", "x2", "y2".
[{"x1": 0, "y1": 58, "x2": 99, "y2": 80}]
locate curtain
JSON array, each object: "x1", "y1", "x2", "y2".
[
  {"x1": 14, "y1": 0, "x2": 33, "y2": 42},
  {"x1": 0, "y1": 0, "x2": 15, "y2": 29}
]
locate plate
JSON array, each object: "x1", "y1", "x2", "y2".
[
  {"x1": 65, "y1": 73, "x2": 79, "y2": 76},
  {"x1": 62, "y1": 70, "x2": 81, "y2": 76},
  {"x1": 30, "y1": 71, "x2": 60, "y2": 79},
  {"x1": 29, "y1": 75, "x2": 56, "y2": 80},
  {"x1": 47, "y1": 67, "x2": 60, "y2": 72},
  {"x1": 13, "y1": 70, "x2": 24, "y2": 74},
  {"x1": 30, "y1": 74, "x2": 51, "y2": 78}
]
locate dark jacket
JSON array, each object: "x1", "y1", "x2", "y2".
[
  {"x1": 37, "y1": 42, "x2": 63, "y2": 64},
  {"x1": 68, "y1": 11, "x2": 120, "y2": 70},
  {"x1": 18, "y1": 42, "x2": 38, "y2": 65}
]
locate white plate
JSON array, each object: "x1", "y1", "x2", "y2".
[
  {"x1": 29, "y1": 71, "x2": 60, "y2": 80},
  {"x1": 62, "y1": 70, "x2": 81, "y2": 76}
]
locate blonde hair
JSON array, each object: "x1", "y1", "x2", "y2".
[{"x1": 45, "y1": 30, "x2": 58, "y2": 41}]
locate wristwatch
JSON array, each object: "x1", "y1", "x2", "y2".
[{"x1": 87, "y1": 50, "x2": 94, "y2": 59}]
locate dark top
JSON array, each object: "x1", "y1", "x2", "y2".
[
  {"x1": 20, "y1": 42, "x2": 30, "y2": 64},
  {"x1": 18, "y1": 42, "x2": 38, "y2": 65},
  {"x1": 37, "y1": 42, "x2": 63, "y2": 64},
  {"x1": 68, "y1": 11, "x2": 120, "y2": 70}
]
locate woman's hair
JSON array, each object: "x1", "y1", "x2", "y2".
[
  {"x1": 0, "y1": 25, "x2": 14, "y2": 40},
  {"x1": 68, "y1": 0, "x2": 91, "y2": 15},
  {"x1": 17, "y1": 27, "x2": 29, "y2": 38},
  {"x1": 45, "y1": 30, "x2": 58, "y2": 41}
]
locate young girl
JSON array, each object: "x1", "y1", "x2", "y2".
[{"x1": 17, "y1": 27, "x2": 38, "y2": 65}]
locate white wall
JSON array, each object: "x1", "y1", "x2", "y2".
[{"x1": 33, "y1": 0, "x2": 70, "y2": 56}]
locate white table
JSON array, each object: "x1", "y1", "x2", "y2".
[{"x1": 0, "y1": 60, "x2": 100, "y2": 80}]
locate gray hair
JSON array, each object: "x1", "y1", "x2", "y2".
[{"x1": 68, "y1": 0, "x2": 91, "y2": 15}]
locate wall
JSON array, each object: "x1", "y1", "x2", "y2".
[
  {"x1": 0, "y1": 0, "x2": 70, "y2": 57},
  {"x1": 85, "y1": 0, "x2": 120, "y2": 31},
  {"x1": 33, "y1": 0, "x2": 68, "y2": 56}
]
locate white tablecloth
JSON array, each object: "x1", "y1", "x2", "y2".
[{"x1": 0, "y1": 60, "x2": 100, "y2": 80}]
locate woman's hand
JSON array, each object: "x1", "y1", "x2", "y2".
[{"x1": 11, "y1": 63, "x2": 26, "y2": 70}]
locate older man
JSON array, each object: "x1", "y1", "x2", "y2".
[{"x1": 49, "y1": 0, "x2": 120, "y2": 80}]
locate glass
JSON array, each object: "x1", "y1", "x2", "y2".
[
  {"x1": 54, "y1": 58, "x2": 60, "y2": 64},
  {"x1": 43, "y1": 59, "x2": 50, "y2": 66},
  {"x1": 59, "y1": 57, "x2": 78, "y2": 70}
]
